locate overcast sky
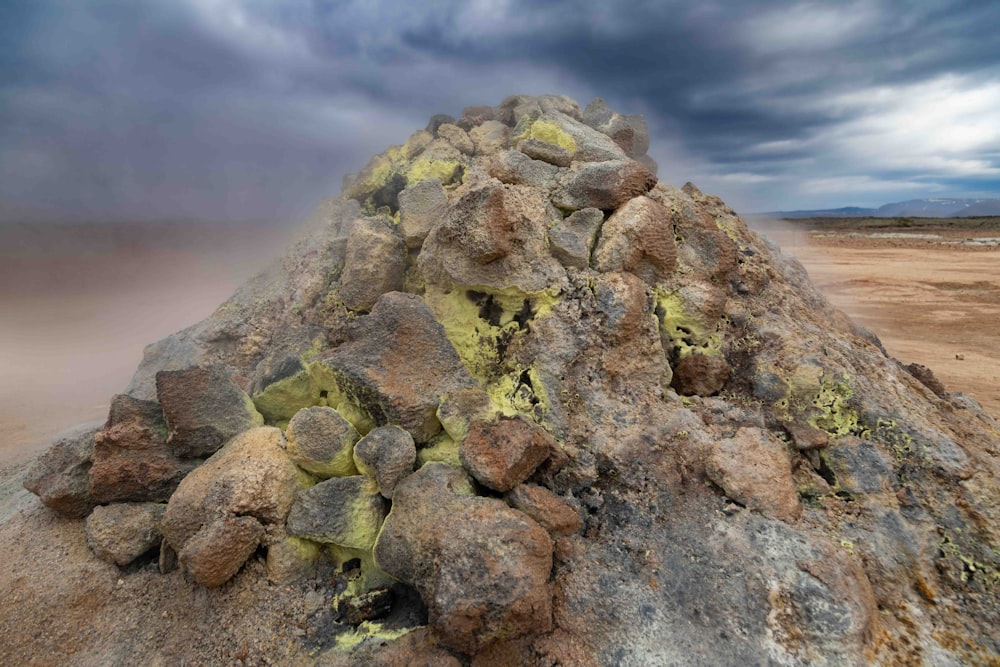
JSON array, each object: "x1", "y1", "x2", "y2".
[{"x1": 2, "y1": 0, "x2": 999, "y2": 223}]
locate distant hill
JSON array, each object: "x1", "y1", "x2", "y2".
[{"x1": 764, "y1": 198, "x2": 1000, "y2": 219}]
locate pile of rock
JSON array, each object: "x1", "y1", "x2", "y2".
[{"x1": 23, "y1": 94, "x2": 1000, "y2": 665}]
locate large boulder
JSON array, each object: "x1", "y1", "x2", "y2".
[
  {"x1": 160, "y1": 427, "x2": 308, "y2": 587},
  {"x1": 156, "y1": 365, "x2": 263, "y2": 459},
  {"x1": 22, "y1": 423, "x2": 100, "y2": 518},
  {"x1": 374, "y1": 464, "x2": 554, "y2": 654},
  {"x1": 88, "y1": 394, "x2": 197, "y2": 504},
  {"x1": 317, "y1": 292, "x2": 477, "y2": 443}
]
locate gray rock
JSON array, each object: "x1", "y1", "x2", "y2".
[
  {"x1": 513, "y1": 110, "x2": 625, "y2": 163},
  {"x1": 317, "y1": 292, "x2": 476, "y2": 443},
  {"x1": 374, "y1": 463, "x2": 553, "y2": 653},
  {"x1": 85, "y1": 502, "x2": 166, "y2": 567},
  {"x1": 285, "y1": 406, "x2": 360, "y2": 478},
  {"x1": 286, "y1": 476, "x2": 388, "y2": 549},
  {"x1": 487, "y1": 149, "x2": 561, "y2": 190},
  {"x1": 23, "y1": 423, "x2": 100, "y2": 518},
  {"x1": 352, "y1": 425, "x2": 416, "y2": 498},
  {"x1": 582, "y1": 97, "x2": 650, "y2": 157},
  {"x1": 552, "y1": 158, "x2": 657, "y2": 211},
  {"x1": 398, "y1": 178, "x2": 448, "y2": 249},
  {"x1": 517, "y1": 137, "x2": 571, "y2": 167},
  {"x1": 548, "y1": 207, "x2": 603, "y2": 268},
  {"x1": 156, "y1": 365, "x2": 263, "y2": 459},
  {"x1": 339, "y1": 217, "x2": 406, "y2": 311}
]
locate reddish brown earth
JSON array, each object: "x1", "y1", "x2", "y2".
[{"x1": 756, "y1": 220, "x2": 1000, "y2": 419}]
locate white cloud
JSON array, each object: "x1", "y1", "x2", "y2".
[{"x1": 742, "y1": 1, "x2": 883, "y2": 54}]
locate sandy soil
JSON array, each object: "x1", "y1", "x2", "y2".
[{"x1": 755, "y1": 222, "x2": 1000, "y2": 419}]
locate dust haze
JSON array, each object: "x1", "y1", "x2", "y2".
[{"x1": 0, "y1": 221, "x2": 292, "y2": 466}]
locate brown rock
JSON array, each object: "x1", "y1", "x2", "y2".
[
  {"x1": 460, "y1": 416, "x2": 554, "y2": 492},
  {"x1": 592, "y1": 195, "x2": 676, "y2": 284},
  {"x1": 85, "y1": 502, "x2": 166, "y2": 567},
  {"x1": 339, "y1": 217, "x2": 406, "y2": 311},
  {"x1": 318, "y1": 292, "x2": 477, "y2": 443},
  {"x1": 469, "y1": 120, "x2": 511, "y2": 156},
  {"x1": 593, "y1": 271, "x2": 649, "y2": 342},
  {"x1": 506, "y1": 484, "x2": 582, "y2": 536},
  {"x1": 374, "y1": 463, "x2": 553, "y2": 654},
  {"x1": 671, "y1": 353, "x2": 731, "y2": 396},
  {"x1": 156, "y1": 365, "x2": 263, "y2": 459},
  {"x1": 705, "y1": 427, "x2": 802, "y2": 522},
  {"x1": 161, "y1": 427, "x2": 308, "y2": 585},
  {"x1": 782, "y1": 420, "x2": 830, "y2": 450},
  {"x1": 23, "y1": 423, "x2": 99, "y2": 518},
  {"x1": 179, "y1": 514, "x2": 265, "y2": 588},
  {"x1": 437, "y1": 123, "x2": 474, "y2": 155},
  {"x1": 89, "y1": 394, "x2": 197, "y2": 504},
  {"x1": 398, "y1": 178, "x2": 448, "y2": 249}
]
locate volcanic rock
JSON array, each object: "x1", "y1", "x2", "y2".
[
  {"x1": 339, "y1": 216, "x2": 406, "y2": 311},
  {"x1": 286, "y1": 475, "x2": 388, "y2": 549},
  {"x1": 352, "y1": 425, "x2": 416, "y2": 498},
  {"x1": 505, "y1": 483, "x2": 582, "y2": 536},
  {"x1": 285, "y1": 406, "x2": 360, "y2": 478},
  {"x1": 22, "y1": 423, "x2": 99, "y2": 518},
  {"x1": 156, "y1": 365, "x2": 263, "y2": 459},
  {"x1": 460, "y1": 415, "x2": 554, "y2": 492},
  {"x1": 88, "y1": 394, "x2": 197, "y2": 504},
  {"x1": 85, "y1": 502, "x2": 165, "y2": 567},
  {"x1": 374, "y1": 464, "x2": 553, "y2": 653},
  {"x1": 706, "y1": 427, "x2": 802, "y2": 522}
]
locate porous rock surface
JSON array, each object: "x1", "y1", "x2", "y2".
[{"x1": 10, "y1": 93, "x2": 1000, "y2": 666}]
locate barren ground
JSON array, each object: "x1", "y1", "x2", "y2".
[{"x1": 754, "y1": 218, "x2": 1000, "y2": 419}]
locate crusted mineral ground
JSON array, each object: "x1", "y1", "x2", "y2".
[{"x1": 5, "y1": 94, "x2": 1000, "y2": 666}]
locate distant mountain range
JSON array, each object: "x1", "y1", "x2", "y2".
[{"x1": 764, "y1": 198, "x2": 1000, "y2": 218}]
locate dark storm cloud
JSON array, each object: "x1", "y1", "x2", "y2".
[{"x1": 2, "y1": 0, "x2": 999, "y2": 222}]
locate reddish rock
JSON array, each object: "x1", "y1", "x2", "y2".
[
  {"x1": 156, "y1": 365, "x2": 263, "y2": 459},
  {"x1": 89, "y1": 394, "x2": 197, "y2": 504},
  {"x1": 782, "y1": 420, "x2": 830, "y2": 450},
  {"x1": 374, "y1": 464, "x2": 553, "y2": 654},
  {"x1": 506, "y1": 484, "x2": 582, "y2": 536},
  {"x1": 460, "y1": 416, "x2": 554, "y2": 492},
  {"x1": 671, "y1": 353, "x2": 731, "y2": 396},
  {"x1": 705, "y1": 427, "x2": 802, "y2": 522}
]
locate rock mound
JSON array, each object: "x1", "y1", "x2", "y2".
[{"x1": 17, "y1": 94, "x2": 1000, "y2": 665}]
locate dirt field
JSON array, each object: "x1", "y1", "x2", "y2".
[{"x1": 754, "y1": 218, "x2": 1000, "y2": 419}]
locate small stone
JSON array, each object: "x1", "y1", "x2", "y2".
[
  {"x1": 398, "y1": 178, "x2": 448, "y2": 249},
  {"x1": 548, "y1": 208, "x2": 604, "y2": 269},
  {"x1": 352, "y1": 426, "x2": 417, "y2": 498},
  {"x1": 335, "y1": 588, "x2": 394, "y2": 625},
  {"x1": 487, "y1": 150, "x2": 561, "y2": 191},
  {"x1": 286, "y1": 476, "x2": 388, "y2": 549},
  {"x1": 671, "y1": 353, "x2": 731, "y2": 396},
  {"x1": 158, "y1": 539, "x2": 178, "y2": 574},
  {"x1": 339, "y1": 217, "x2": 406, "y2": 311},
  {"x1": 85, "y1": 502, "x2": 166, "y2": 567},
  {"x1": 156, "y1": 365, "x2": 264, "y2": 459},
  {"x1": 436, "y1": 387, "x2": 495, "y2": 442},
  {"x1": 23, "y1": 424, "x2": 99, "y2": 518},
  {"x1": 285, "y1": 406, "x2": 360, "y2": 478},
  {"x1": 582, "y1": 97, "x2": 650, "y2": 157},
  {"x1": 506, "y1": 484, "x2": 582, "y2": 536},
  {"x1": 425, "y1": 113, "x2": 455, "y2": 134},
  {"x1": 179, "y1": 514, "x2": 265, "y2": 588},
  {"x1": 436, "y1": 123, "x2": 474, "y2": 155},
  {"x1": 264, "y1": 530, "x2": 320, "y2": 585},
  {"x1": 783, "y1": 420, "x2": 830, "y2": 451},
  {"x1": 460, "y1": 416, "x2": 554, "y2": 492},
  {"x1": 705, "y1": 427, "x2": 801, "y2": 522}
]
